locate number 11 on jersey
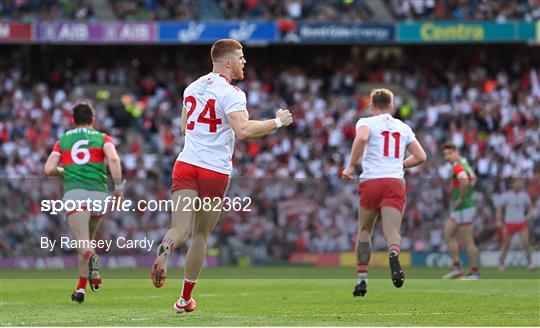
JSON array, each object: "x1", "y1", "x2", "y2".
[{"x1": 381, "y1": 131, "x2": 400, "y2": 158}]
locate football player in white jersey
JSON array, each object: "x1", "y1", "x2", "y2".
[
  {"x1": 342, "y1": 88, "x2": 427, "y2": 297},
  {"x1": 151, "y1": 39, "x2": 293, "y2": 313},
  {"x1": 496, "y1": 179, "x2": 535, "y2": 270}
]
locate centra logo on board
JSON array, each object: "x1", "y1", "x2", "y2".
[{"x1": 420, "y1": 23, "x2": 484, "y2": 41}]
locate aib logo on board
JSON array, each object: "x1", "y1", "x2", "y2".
[
  {"x1": 178, "y1": 23, "x2": 206, "y2": 43},
  {"x1": 45, "y1": 23, "x2": 89, "y2": 41},
  {"x1": 229, "y1": 23, "x2": 257, "y2": 41}
]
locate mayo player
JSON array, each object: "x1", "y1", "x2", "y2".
[
  {"x1": 151, "y1": 39, "x2": 293, "y2": 313},
  {"x1": 441, "y1": 144, "x2": 480, "y2": 280},
  {"x1": 44, "y1": 102, "x2": 123, "y2": 303},
  {"x1": 342, "y1": 88, "x2": 427, "y2": 297}
]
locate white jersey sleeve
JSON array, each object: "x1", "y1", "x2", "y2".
[
  {"x1": 356, "y1": 113, "x2": 416, "y2": 179},
  {"x1": 404, "y1": 125, "x2": 416, "y2": 145},
  {"x1": 223, "y1": 88, "x2": 247, "y2": 115}
]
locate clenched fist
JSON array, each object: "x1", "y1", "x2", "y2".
[
  {"x1": 341, "y1": 166, "x2": 355, "y2": 180},
  {"x1": 276, "y1": 109, "x2": 293, "y2": 127}
]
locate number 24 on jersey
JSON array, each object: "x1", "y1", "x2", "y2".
[{"x1": 184, "y1": 96, "x2": 222, "y2": 133}]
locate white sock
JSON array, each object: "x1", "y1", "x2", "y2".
[{"x1": 358, "y1": 274, "x2": 367, "y2": 283}]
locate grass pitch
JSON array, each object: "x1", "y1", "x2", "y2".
[{"x1": 1, "y1": 266, "x2": 538, "y2": 326}]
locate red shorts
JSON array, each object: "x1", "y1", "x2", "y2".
[
  {"x1": 504, "y1": 222, "x2": 528, "y2": 236},
  {"x1": 358, "y1": 178, "x2": 406, "y2": 213},
  {"x1": 171, "y1": 161, "x2": 230, "y2": 199}
]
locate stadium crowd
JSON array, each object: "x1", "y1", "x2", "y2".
[
  {"x1": 0, "y1": 0, "x2": 95, "y2": 21},
  {"x1": 219, "y1": 0, "x2": 373, "y2": 22},
  {"x1": 1, "y1": 45, "x2": 539, "y2": 263},
  {"x1": 390, "y1": 0, "x2": 540, "y2": 22},
  {"x1": 2, "y1": 0, "x2": 539, "y2": 22},
  {"x1": 110, "y1": 0, "x2": 198, "y2": 21}
]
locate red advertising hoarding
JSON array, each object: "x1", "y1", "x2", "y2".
[{"x1": 0, "y1": 22, "x2": 32, "y2": 42}]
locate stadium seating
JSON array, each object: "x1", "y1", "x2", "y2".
[{"x1": 2, "y1": 0, "x2": 538, "y2": 22}]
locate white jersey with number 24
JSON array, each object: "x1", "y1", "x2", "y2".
[
  {"x1": 177, "y1": 72, "x2": 247, "y2": 175},
  {"x1": 356, "y1": 113, "x2": 416, "y2": 179}
]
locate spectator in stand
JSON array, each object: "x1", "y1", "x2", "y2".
[
  {"x1": 110, "y1": 0, "x2": 198, "y2": 21},
  {"x1": 0, "y1": 0, "x2": 94, "y2": 21},
  {"x1": 390, "y1": 0, "x2": 540, "y2": 22},
  {"x1": 2, "y1": 0, "x2": 538, "y2": 22},
  {"x1": 220, "y1": 0, "x2": 373, "y2": 22}
]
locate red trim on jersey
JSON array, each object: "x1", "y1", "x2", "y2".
[
  {"x1": 215, "y1": 73, "x2": 232, "y2": 84},
  {"x1": 214, "y1": 72, "x2": 240, "y2": 91},
  {"x1": 51, "y1": 141, "x2": 61, "y2": 155},
  {"x1": 60, "y1": 148, "x2": 105, "y2": 166},
  {"x1": 103, "y1": 134, "x2": 114, "y2": 146},
  {"x1": 452, "y1": 163, "x2": 465, "y2": 176},
  {"x1": 451, "y1": 162, "x2": 470, "y2": 188}
]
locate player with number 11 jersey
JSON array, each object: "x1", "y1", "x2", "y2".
[{"x1": 342, "y1": 88, "x2": 426, "y2": 297}]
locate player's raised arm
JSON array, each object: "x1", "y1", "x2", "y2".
[
  {"x1": 226, "y1": 108, "x2": 292, "y2": 140},
  {"x1": 103, "y1": 140, "x2": 124, "y2": 197},
  {"x1": 403, "y1": 140, "x2": 427, "y2": 169},
  {"x1": 44, "y1": 141, "x2": 64, "y2": 176},
  {"x1": 342, "y1": 125, "x2": 370, "y2": 180}
]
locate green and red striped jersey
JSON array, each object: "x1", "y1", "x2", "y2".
[
  {"x1": 450, "y1": 157, "x2": 475, "y2": 210},
  {"x1": 51, "y1": 127, "x2": 113, "y2": 193}
]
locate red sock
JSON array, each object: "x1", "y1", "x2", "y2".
[
  {"x1": 83, "y1": 250, "x2": 94, "y2": 260},
  {"x1": 472, "y1": 266, "x2": 479, "y2": 273},
  {"x1": 356, "y1": 261, "x2": 369, "y2": 280},
  {"x1": 162, "y1": 237, "x2": 174, "y2": 250},
  {"x1": 76, "y1": 277, "x2": 88, "y2": 290},
  {"x1": 388, "y1": 244, "x2": 400, "y2": 255},
  {"x1": 452, "y1": 261, "x2": 461, "y2": 270},
  {"x1": 181, "y1": 279, "x2": 196, "y2": 301}
]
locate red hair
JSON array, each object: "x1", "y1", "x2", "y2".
[{"x1": 211, "y1": 39, "x2": 242, "y2": 62}]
